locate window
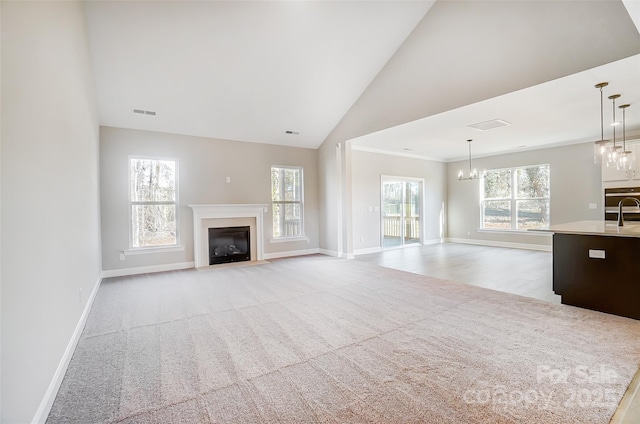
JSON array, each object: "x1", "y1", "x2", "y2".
[
  {"x1": 130, "y1": 157, "x2": 178, "y2": 248},
  {"x1": 481, "y1": 164, "x2": 550, "y2": 230},
  {"x1": 271, "y1": 166, "x2": 304, "y2": 238}
]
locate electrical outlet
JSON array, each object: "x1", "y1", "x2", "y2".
[
  {"x1": 589, "y1": 203, "x2": 597, "y2": 209},
  {"x1": 467, "y1": 231, "x2": 471, "y2": 236},
  {"x1": 226, "y1": 176, "x2": 231, "y2": 183},
  {"x1": 119, "y1": 252, "x2": 125, "y2": 261}
]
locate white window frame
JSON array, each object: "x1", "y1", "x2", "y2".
[
  {"x1": 270, "y1": 165, "x2": 305, "y2": 241},
  {"x1": 480, "y1": 164, "x2": 550, "y2": 232},
  {"x1": 128, "y1": 155, "x2": 180, "y2": 251}
]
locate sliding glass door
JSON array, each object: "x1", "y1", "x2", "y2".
[{"x1": 382, "y1": 177, "x2": 422, "y2": 249}]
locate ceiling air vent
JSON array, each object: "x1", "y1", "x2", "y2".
[
  {"x1": 468, "y1": 119, "x2": 511, "y2": 131},
  {"x1": 133, "y1": 109, "x2": 156, "y2": 116}
]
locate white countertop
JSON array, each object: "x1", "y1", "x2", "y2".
[{"x1": 534, "y1": 220, "x2": 640, "y2": 238}]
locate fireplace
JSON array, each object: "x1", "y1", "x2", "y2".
[
  {"x1": 190, "y1": 204, "x2": 266, "y2": 268},
  {"x1": 208, "y1": 226, "x2": 250, "y2": 265}
]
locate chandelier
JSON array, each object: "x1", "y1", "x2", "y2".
[{"x1": 458, "y1": 139, "x2": 479, "y2": 180}]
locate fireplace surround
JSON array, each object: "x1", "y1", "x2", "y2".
[{"x1": 190, "y1": 204, "x2": 267, "y2": 268}]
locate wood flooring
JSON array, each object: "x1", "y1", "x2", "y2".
[{"x1": 356, "y1": 242, "x2": 560, "y2": 304}]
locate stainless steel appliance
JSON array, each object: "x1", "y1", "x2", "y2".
[{"x1": 604, "y1": 187, "x2": 640, "y2": 222}]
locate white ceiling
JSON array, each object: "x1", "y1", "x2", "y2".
[
  {"x1": 84, "y1": 0, "x2": 640, "y2": 159},
  {"x1": 351, "y1": 54, "x2": 640, "y2": 162},
  {"x1": 84, "y1": 0, "x2": 434, "y2": 149}
]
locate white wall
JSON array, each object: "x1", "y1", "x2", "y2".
[
  {"x1": 0, "y1": 2, "x2": 102, "y2": 423},
  {"x1": 0, "y1": 1, "x2": 3, "y2": 419},
  {"x1": 100, "y1": 126, "x2": 319, "y2": 272},
  {"x1": 351, "y1": 150, "x2": 446, "y2": 253},
  {"x1": 317, "y1": 140, "x2": 336, "y2": 255},
  {"x1": 447, "y1": 142, "x2": 603, "y2": 248}
]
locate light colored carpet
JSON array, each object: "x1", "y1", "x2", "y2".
[{"x1": 47, "y1": 255, "x2": 640, "y2": 423}]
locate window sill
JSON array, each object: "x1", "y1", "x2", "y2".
[
  {"x1": 477, "y1": 229, "x2": 551, "y2": 236},
  {"x1": 124, "y1": 245, "x2": 185, "y2": 256},
  {"x1": 269, "y1": 236, "x2": 310, "y2": 244}
]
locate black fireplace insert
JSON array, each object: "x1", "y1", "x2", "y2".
[{"x1": 208, "y1": 226, "x2": 250, "y2": 265}]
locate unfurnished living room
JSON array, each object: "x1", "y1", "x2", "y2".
[{"x1": 2, "y1": 1, "x2": 640, "y2": 423}]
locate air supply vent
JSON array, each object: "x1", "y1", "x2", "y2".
[
  {"x1": 133, "y1": 109, "x2": 156, "y2": 116},
  {"x1": 468, "y1": 119, "x2": 511, "y2": 131}
]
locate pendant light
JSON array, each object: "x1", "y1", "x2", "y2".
[
  {"x1": 458, "y1": 139, "x2": 479, "y2": 180},
  {"x1": 605, "y1": 94, "x2": 622, "y2": 168},
  {"x1": 593, "y1": 82, "x2": 610, "y2": 164},
  {"x1": 617, "y1": 103, "x2": 633, "y2": 171}
]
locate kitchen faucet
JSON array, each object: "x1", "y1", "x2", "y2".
[{"x1": 617, "y1": 197, "x2": 640, "y2": 226}]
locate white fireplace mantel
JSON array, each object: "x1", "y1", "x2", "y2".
[{"x1": 189, "y1": 204, "x2": 267, "y2": 268}]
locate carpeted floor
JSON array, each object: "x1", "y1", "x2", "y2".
[{"x1": 47, "y1": 255, "x2": 640, "y2": 423}]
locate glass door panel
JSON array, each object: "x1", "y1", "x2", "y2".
[
  {"x1": 382, "y1": 178, "x2": 422, "y2": 249},
  {"x1": 404, "y1": 181, "x2": 421, "y2": 245},
  {"x1": 382, "y1": 181, "x2": 403, "y2": 248}
]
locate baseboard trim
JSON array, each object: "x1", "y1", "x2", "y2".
[
  {"x1": 423, "y1": 238, "x2": 443, "y2": 245},
  {"x1": 318, "y1": 249, "x2": 340, "y2": 257},
  {"x1": 101, "y1": 261, "x2": 195, "y2": 278},
  {"x1": 32, "y1": 274, "x2": 102, "y2": 424},
  {"x1": 354, "y1": 239, "x2": 444, "y2": 256},
  {"x1": 263, "y1": 248, "x2": 320, "y2": 260},
  {"x1": 354, "y1": 246, "x2": 383, "y2": 256},
  {"x1": 445, "y1": 237, "x2": 552, "y2": 252}
]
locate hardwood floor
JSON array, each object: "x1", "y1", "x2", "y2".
[{"x1": 356, "y1": 242, "x2": 560, "y2": 304}]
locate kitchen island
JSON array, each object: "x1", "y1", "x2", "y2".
[{"x1": 542, "y1": 220, "x2": 640, "y2": 320}]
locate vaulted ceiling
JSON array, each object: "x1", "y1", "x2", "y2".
[
  {"x1": 84, "y1": 1, "x2": 434, "y2": 149},
  {"x1": 84, "y1": 1, "x2": 640, "y2": 160}
]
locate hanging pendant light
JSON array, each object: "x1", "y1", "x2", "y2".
[
  {"x1": 458, "y1": 139, "x2": 479, "y2": 180},
  {"x1": 593, "y1": 82, "x2": 610, "y2": 164},
  {"x1": 617, "y1": 103, "x2": 633, "y2": 171},
  {"x1": 605, "y1": 94, "x2": 622, "y2": 168}
]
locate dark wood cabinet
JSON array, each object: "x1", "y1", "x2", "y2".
[{"x1": 553, "y1": 233, "x2": 640, "y2": 320}]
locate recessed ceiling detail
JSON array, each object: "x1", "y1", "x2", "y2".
[{"x1": 467, "y1": 119, "x2": 511, "y2": 131}]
